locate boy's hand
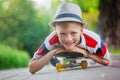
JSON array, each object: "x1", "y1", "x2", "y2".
[
  {"x1": 54, "y1": 46, "x2": 88, "y2": 57},
  {"x1": 70, "y1": 46, "x2": 88, "y2": 57},
  {"x1": 52, "y1": 47, "x2": 66, "y2": 55}
]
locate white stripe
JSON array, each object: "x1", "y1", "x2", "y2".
[
  {"x1": 44, "y1": 31, "x2": 57, "y2": 50},
  {"x1": 84, "y1": 29, "x2": 101, "y2": 42},
  {"x1": 33, "y1": 52, "x2": 42, "y2": 59},
  {"x1": 103, "y1": 49, "x2": 110, "y2": 59}
]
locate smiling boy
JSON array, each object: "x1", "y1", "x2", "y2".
[{"x1": 29, "y1": 3, "x2": 110, "y2": 74}]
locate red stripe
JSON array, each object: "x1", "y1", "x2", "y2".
[
  {"x1": 83, "y1": 33, "x2": 98, "y2": 48},
  {"x1": 49, "y1": 34, "x2": 58, "y2": 45},
  {"x1": 37, "y1": 48, "x2": 44, "y2": 56},
  {"x1": 97, "y1": 44, "x2": 107, "y2": 57}
]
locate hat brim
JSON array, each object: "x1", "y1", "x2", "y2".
[{"x1": 49, "y1": 17, "x2": 87, "y2": 27}]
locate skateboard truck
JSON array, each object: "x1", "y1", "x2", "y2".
[{"x1": 56, "y1": 51, "x2": 88, "y2": 72}]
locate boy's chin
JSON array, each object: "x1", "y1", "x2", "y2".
[{"x1": 64, "y1": 46, "x2": 74, "y2": 51}]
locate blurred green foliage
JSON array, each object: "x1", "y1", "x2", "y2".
[
  {"x1": 0, "y1": 0, "x2": 51, "y2": 56},
  {"x1": 83, "y1": 10, "x2": 99, "y2": 32},
  {"x1": 74, "y1": 0, "x2": 99, "y2": 12},
  {"x1": 0, "y1": 44, "x2": 30, "y2": 69}
]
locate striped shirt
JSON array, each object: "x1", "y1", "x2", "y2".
[{"x1": 33, "y1": 29, "x2": 110, "y2": 66}]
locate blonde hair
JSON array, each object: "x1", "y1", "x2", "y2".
[{"x1": 55, "y1": 21, "x2": 84, "y2": 28}]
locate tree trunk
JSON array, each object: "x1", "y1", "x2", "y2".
[{"x1": 98, "y1": 0, "x2": 120, "y2": 49}]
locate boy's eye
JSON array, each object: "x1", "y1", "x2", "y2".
[
  {"x1": 71, "y1": 32, "x2": 77, "y2": 35},
  {"x1": 60, "y1": 33, "x2": 65, "y2": 35}
]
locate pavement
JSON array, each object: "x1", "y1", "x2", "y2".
[{"x1": 0, "y1": 54, "x2": 120, "y2": 80}]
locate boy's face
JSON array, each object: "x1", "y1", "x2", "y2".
[{"x1": 55, "y1": 22, "x2": 83, "y2": 50}]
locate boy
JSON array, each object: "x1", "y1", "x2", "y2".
[{"x1": 29, "y1": 3, "x2": 110, "y2": 74}]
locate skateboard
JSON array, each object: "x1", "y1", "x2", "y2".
[{"x1": 55, "y1": 51, "x2": 88, "y2": 72}]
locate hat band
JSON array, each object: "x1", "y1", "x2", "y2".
[{"x1": 55, "y1": 13, "x2": 82, "y2": 21}]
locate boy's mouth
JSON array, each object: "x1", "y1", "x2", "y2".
[
  {"x1": 66, "y1": 42, "x2": 72, "y2": 45},
  {"x1": 64, "y1": 43, "x2": 75, "y2": 48}
]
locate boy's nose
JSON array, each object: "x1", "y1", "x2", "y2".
[{"x1": 65, "y1": 35, "x2": 72, "y2": 42}]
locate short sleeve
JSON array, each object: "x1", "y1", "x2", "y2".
[{"x1": 94, "y1": 39, "x2": 110, "y2": 59}]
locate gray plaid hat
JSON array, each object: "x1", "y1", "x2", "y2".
[{"x1": 49, "y1": 3, "x2": 87, "y2": 27}]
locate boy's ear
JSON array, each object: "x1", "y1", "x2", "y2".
[
  {"x1": 80, "y1": 27, "x2": 84, "y2": 34},
  {"x1": 54, "y1": 27, "x2": 56, "y2": 30}
]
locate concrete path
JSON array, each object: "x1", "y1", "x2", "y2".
[{"x1": 0, "y1": 54, "x2": 120, "y2": 80}]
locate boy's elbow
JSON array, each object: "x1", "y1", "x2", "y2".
[
  {"x1": 29, "y1": 69, "x2": 35, "y2": 74},
  {"x1": 28, "y1": 62, "x2": 43, "y2": 74},
  {"x1": 104, "y1": 62, "x2": 109, "y2": 66},
  {"x1": 29, "y1": 63, "x2": 36, "y2": 74},
  {"x1": 29, "y1": 68, "x2": 35, "y2": 74},
  {"x1": 103, "y1": 59, "x2": 110, "y2": 66}
]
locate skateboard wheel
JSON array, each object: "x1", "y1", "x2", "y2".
[
  {"x1": 81, "y1": 60, "x2": 88, "y2": 69},
  {"x1": 56, "y1": 63, "x2": 63, "y2": 72}
]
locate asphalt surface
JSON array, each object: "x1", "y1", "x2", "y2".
[{"x1": 0, "y1": 54, "x2": 120, "y2": 80}]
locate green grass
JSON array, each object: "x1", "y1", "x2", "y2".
[
  {"x1": 110, "y1": 49, "x2": 120, "y2": 54},
  {"x1": 0, "y1": 44, "x2": 30, "y2": 70}
]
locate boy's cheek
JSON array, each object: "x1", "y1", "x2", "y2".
[{"x1": 58, "y1": 36, "x2": 64, "y2": 41}]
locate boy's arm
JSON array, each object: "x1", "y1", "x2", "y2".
[
  {"x1": 86, "y1": 52, "x2": 110, "y2": 66},
  {"x1": 28, "y1": 47, "x2": 64, "y2": 74},
  {"x1": 82, "y1": 49, "x2": 110, "y2": 66},
  {"x1": 88, "y1": 42, "x2": 110, "y2": 66},
  {"x1": 29, "y1": 49, "x2": 56, "y2": 74},
  {"x1": 70, "y1": 46, "x2": 110, "y2": 66}
]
